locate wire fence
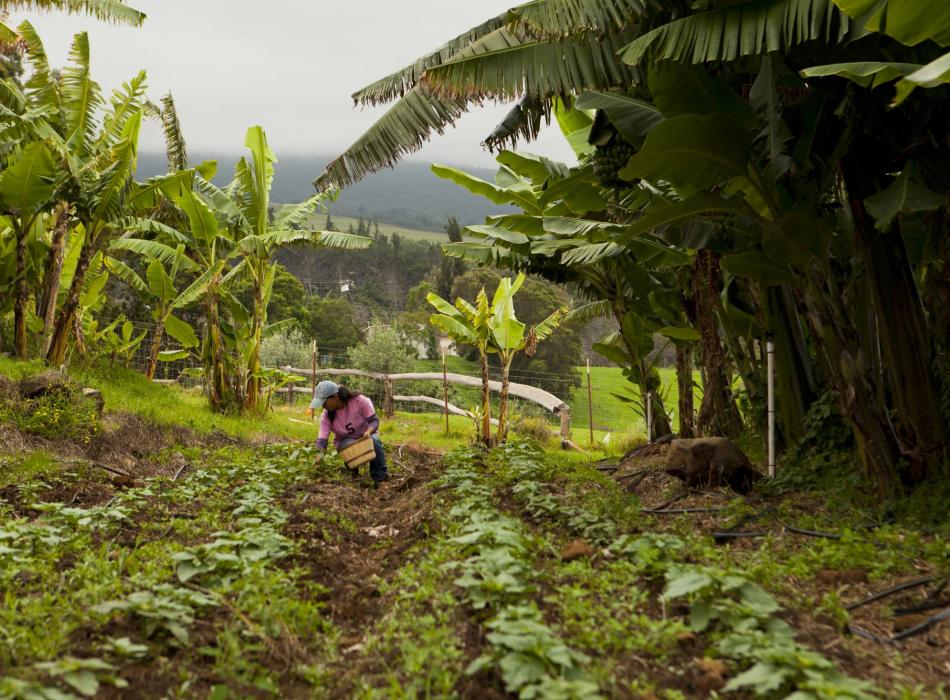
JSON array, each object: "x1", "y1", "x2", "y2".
[{"x1": 105, "y1": 326, "x2": 621, "y2": 436}]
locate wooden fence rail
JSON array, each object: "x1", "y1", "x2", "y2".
[{"x1": 281, "y1": 366, "x2": 571, "y2": 442}]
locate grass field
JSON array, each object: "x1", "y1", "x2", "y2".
[{"x1": 318, "y1": 214, "x2": 449, "y2": 244}]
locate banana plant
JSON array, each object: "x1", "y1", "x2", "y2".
[
  {"x1": 487, "y1": 272, "x2": 565, "y2": 443},
  {"x1": 0, "y1": 141, "x2": 59, "y2": 357},
  {"x1": 105, "y1": 242, "x2": 219, "y2": 379},
  {"x1": 219, "y1": 126, "x2": 371, "y2": 412},
  {"x1": 427, "y1": 288, "x2": 496, "y2": 446}
]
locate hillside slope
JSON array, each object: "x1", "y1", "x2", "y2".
[{"x1": 136, "y1": 153, "x2": 513, "y2": 230}]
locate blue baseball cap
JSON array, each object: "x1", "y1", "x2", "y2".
[{"x1": 310, "y1": 380, "x2": 339, "y2": 410}]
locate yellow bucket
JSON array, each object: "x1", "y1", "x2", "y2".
[{"x1": 338, "y1": 436, "x2": 375, "y2": 469}]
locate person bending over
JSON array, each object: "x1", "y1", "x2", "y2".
[{"x1": 311, "y1": 380, "x2": 389, "y2": 488}]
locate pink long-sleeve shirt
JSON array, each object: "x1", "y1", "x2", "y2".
[{"x1": 316, "y1": 394, "x2": 379, "y2": 450}]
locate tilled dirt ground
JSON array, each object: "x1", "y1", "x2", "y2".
[{"x1": 603, "y1": 441, "x2": 950, "y2": 694}]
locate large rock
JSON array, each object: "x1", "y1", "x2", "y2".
[
  {"x1": 0, "y1": 374, "x2": 17, "y2": 401},
  {"x1": 18, "y1": 370, "x2": 69, "y2": 399},
  {"x1": 665, "y1": 437, "x2": 761, "y2": 494}
]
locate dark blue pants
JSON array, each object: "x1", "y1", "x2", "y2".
[{"x1": 340, "y1": 434, "x2": 388, "y2": 483}]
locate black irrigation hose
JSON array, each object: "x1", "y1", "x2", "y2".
[
  {"x1": 785, "y1": 526, "x2": 841, "y2": 540},
  {"x1": 642, "y1": 507, "x2": 726, "y2": 515},
  {"x1": 711, "y1": 531, "x2": 769, "y2": 542},
  {"x1": 894, "y1": 599, "x2": 950, "y2": 616},
  {"x1": 845, "y1": 576, "x2": 937, "y2": 611},
  {"x1": 891, "y1": 605, "x2": 950, "y2": 641}
]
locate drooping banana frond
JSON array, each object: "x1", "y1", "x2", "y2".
[
  {"x1": 564, "y1": 298, "x2": 612, "y2": 323},
  {"x1": 314, "y1": 87, "x2": 468, "y2": 191},
  {"x1": 1, "y1": 0, "x2": 146, "y2": 26},
  {"x1": 506, "y1": 0, "x2": 660, "y2": 39},
  {"x1": 484, "y1": 95, "x2": 553, "y2": 151},
  {"x1": 621, "y1": 0, "x2": 852, "y2": 66},
  {"x1": 352, "y1": 13, "x2": 508, "y2": 105},
  {"x1": 153, "y1": 93, "x2": 187, "y2": 172},
  {"x1": 96, "y1": 70, "x2": 147, "y2": 154},
  {"x1": 18, "y1": 21, "x2": 61, "y2": 123},
  {"x1": 422, "y1": 26, "x2": 640, "y2": 103},
  {"x1": 61, "y1": 31, "x2": 102, "y2": 155},
  {"x1": 273, "y1": 191, "x2": 336, "y2": 229}
]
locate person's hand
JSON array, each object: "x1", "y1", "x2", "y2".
[
  {"x1": 314, "y1": 451, "x2": 324, "y2": 464},
  {"x1": 364, "y1": 429, "x2": 373, "y2": 440}
]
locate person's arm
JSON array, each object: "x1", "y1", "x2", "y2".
[
  {"x1": 315, "y1": 411, "x2": 331, "y2": 459},
  {"x1": 361, "y1": 396, "x2": 380, "y2": 438}
]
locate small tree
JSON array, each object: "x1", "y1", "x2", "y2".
[
  {"x1": 428, "y1": 272, "x2": 565, "y2": 445},
  {"x1": 427, "y1": 288, "x2": 495, "y2": 446},
  {"x1": 486, "y1": 273, "x2": 565, "y2": 443}
]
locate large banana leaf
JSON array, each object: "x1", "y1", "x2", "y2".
[
  {"x1": 243, "y1": 125, "x2": 276, "y2": 238},
  {"x1": 800, "y1": 60, "x2": 920, "y2": 86},
  {"x1": 315, "y1": 87, "x2": 467, "y2": 191},
  {"x1": 421, "y1": 26, "x2": 639, "y2": 103},
  {"x1": 892, "y1": 51, "x2": 950, "y2": 105},
  {"x1": 616, "y1": 192, "x2": 756, "y2": 243},
  {"x1": 61, "y1": 32, "x2": 102, "y2": 157},
  {"x1": 575, "y1": 90, "x2": 663, "y2": 147},
  {"x1": 507, "y1": 0, "x2": 657, "y2": 37},
  {"x1": 621, "y1": 0, "x2": 851, "y2": 66},
  {"x1": 146, "y1": 257, "x2": 176, "y2": 302},
  {"x1": 164, "y1": 313, "x2": 199, "y2": 348},
  {"x1": 831, "y1": 0, "x2": 950, "y2": 46},
  {"x1": 352, "y1": 14, "x2": 508, "y2": 106},
  {"x1": 619, "y1": 114, "x2": 752, "y2": 193},
  {"x1": 103, "y1": 255, "x2": 147, "y2": 294},
  {"x1": 431, "y1": 163, "x2": 541, "y2": 214},
  {"x1": 0, "y1": 141, "x2": 57, "y2": 214},
  {"x1": 109, "y1": 237, "x2": 195, "y2": 269},
  {"x1": 4, "y1": 0, "x2": 146, "y2": 26},
  {"x1": 172, "y1": 262, "x2": 222, "y2": 310}
]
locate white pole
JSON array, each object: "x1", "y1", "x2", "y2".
[
  {"x1": 646, "y1": 391, "x2": 654, "y2": 445},
  {"x1": 767, "y1": 335, "x2": 776, "y2": 478}
]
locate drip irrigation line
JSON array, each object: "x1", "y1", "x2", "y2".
[
  {"x1": 846, "y1": 625, "x2": 890, "y2": 644},
  {"x1": 642, "y1": 507, "x2": 726, "y2": 515},
  {"x1": 891, "y1": 605, "x2": 950, "y2": 641},
  {"x1": 711, "y1": 531, "x2": 769, "y2": 542},
  {"x1": 784, "y1": 526, "x2": 841, "y2": 540},
  {"x1": 894, "y1": 599, "x2": 950, "y2": 616},
  {"x1": 845, "y1": 576, "x2": 937, "y2": 611}
]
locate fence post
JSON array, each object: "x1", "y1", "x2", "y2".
[
  {"x1": 559, "y1": 405, "x2": 572, "y2": 446},
  {"x1": 384, "y1": 376, "x2": 394, "y2": 418},
  {"x1": 310, "y1": 341, "x2": 318, "y2": 421},
  {"x1": 441, "y1": 347, "x2": 450, "y2": 434},
  {"x1": 586, "y1": 358, "x2": 594, "y2": 447}
]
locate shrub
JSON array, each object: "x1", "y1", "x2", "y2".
[
  {"x1": 259, "y1": 328, "x2": 313, "y2": 370},
  {"x1": 0, "y1": 380, "x2": 101, "y2": 442}
]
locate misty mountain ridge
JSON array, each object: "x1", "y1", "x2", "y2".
[{"x1": 136, "y1": 152, "x2": 513, "y2": 231}]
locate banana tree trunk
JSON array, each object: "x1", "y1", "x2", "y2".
[
  {"x1": 46, "y1": 236, "x2": 96, "y2": 367},
  {"x1": 479, "y1": 350, "x2": 493, "y2": 446},
  {"x1": 244, "y1": 281, "x2": 265, "y2": 411},
  {"x1": 39, "y1": 206, "x2": 70, "y2": 354},
  {"x1": 204, "y1": 289, "x2": 229, "y2": 411},
  {"x1": 13, "y1": 223, "x2": 29, "y2": 359},
  {"x1": 675, "y1": 344, "x2": 695, "y2": 439},
  {"x1": 496, "y1": 357, "x2": 512, "y2": 444},
  {"x1": 145, "y1": 322, "x2": 165, "y2": 381},
  {"x1": 855, "y1": 211, "x2": 946, "y2": 485},
  {"x1": 693, "y1": 251, "x2": 743, "y2": 438},
  {"x1": 800, "y1": 262, "x2": 903, "y2": 498}
]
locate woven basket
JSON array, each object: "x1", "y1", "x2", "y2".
[{"x1": 338, "y1": 436, "x2": 375, "y2": 468}]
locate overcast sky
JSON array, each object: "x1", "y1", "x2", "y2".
[{"x1": 12, "y1": 1, "x2": 576, "y2": 171}]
